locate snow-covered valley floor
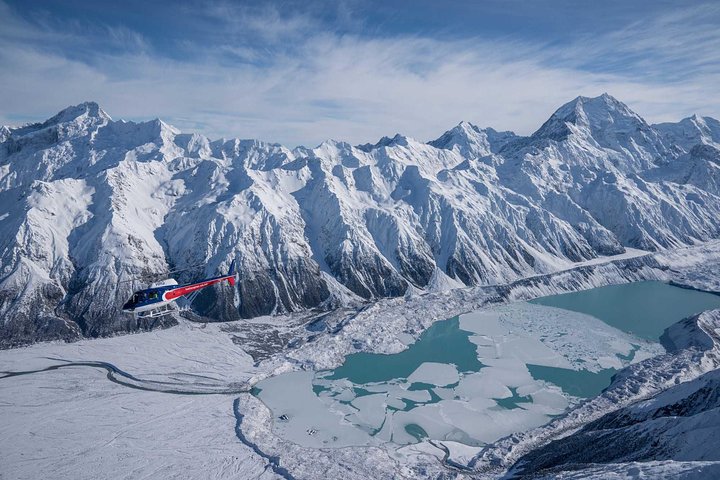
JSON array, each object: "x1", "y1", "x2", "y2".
[{"x1": 2, "y1": 242, "x2": 720, "y2": 479}]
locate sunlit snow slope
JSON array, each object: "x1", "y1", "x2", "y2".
[{"x1": 2, "y1": 94, "x2": 720, "y2": 346}]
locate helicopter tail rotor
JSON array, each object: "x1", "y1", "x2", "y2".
[{"x1": 227, "y1": 259, "x2": 237, "y2": 286}]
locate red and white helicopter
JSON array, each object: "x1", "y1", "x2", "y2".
[{"x1": 122, "y1": 260, "x2": 237, "y2": 318}]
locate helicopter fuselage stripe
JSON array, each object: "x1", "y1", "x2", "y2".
[{"x1": 162, "y1": 276, "x2": 233, "y2": 302}]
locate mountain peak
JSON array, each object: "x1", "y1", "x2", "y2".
[
  {"x1": 8, "y1": 101, "x2": 111, "y2": 141},
  {"x1": 532, "y1": 93, "x2": 647, "y2": 142},
  {"x1": 456, "y1": 120, "x2": 476, "y2": 130},
  {"x1": 0, "y1": 125, "x2": 10, "y2": 142},
  {"x1": 152, "y1": 118, "x2": 180, "y2": 136},
  {"x1": 555, "y1": 93, "x2": 640, "y2": 124},
  {"x1": 356, "y1": 133, "x2": 409, "y2": 152},
  {"x1": 654, "y1": 114, "x2": 720, "y2": 151},
  {"x1": 430, "y1": 121, "x2": 516, "y2": 157},
  {"x1": 49, "y1": 101, "x2": 112, "y2": 125},
  {"x1": 429, "y1": 121, "x2": 488, "y2": 155}
]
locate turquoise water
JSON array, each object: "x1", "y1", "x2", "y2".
[
  {"x1": 494, "y1": 387, "x2": 534, "y2": 409},
  {"x1": 322, "y1": 314, "x2": 611, "y2": 399},
  {"x1": 527, "y1": 364, "x2": 618, "y2": 398},
  {"x1": 525, "y1": 282, "x2": 720, "y2": 396},
  {"x1": 404, "y1": 423, "x2": 429, "y2": 442},
  {"x1": 529, "y1": 281, "x2": 720, "y2": 340},
  {"x1": 399, "y1": 384, "x2": 444, "y2": 411},
  {"x1": 325, "y1": 316, "x2": 483, "y2": 384}
]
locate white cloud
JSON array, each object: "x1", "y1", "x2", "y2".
[{"x1": 0, "y1": 1, "x2": 718, "y2": 147}]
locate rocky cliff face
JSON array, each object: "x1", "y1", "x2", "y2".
[{"x1": 2, "y1": 95, "x2": 720, "y2": 346}]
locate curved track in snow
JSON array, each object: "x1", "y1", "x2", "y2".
[{"x1": 0, "y1": 357, "x2": 251, "y2": 395}]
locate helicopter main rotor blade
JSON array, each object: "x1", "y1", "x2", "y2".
[{"x1": 117, "y1": 262, "x2": 208, "y2": 284}]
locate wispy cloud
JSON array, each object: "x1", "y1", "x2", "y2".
[
  {"x1": 548, "y1": 3, "x2": 720, "y2": 81},
  {"x1": 0, "y1": 0, "x2": 718, "y2": 146}
]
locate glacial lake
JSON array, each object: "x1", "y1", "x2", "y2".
[
  {"x1": 530, "y1": 281, "x2": 720, "y2": 341},
  {"x1": 254, "y1": 281, "x2": 720, "y2": 448}
]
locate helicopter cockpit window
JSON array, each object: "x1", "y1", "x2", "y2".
[{"x1": 149, "y1": 292, "x2": 159, "y2": 300}]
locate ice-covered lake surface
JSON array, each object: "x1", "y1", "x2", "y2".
[{"x1": 256, "y1": 281, "x2": 720, "y2": 448}]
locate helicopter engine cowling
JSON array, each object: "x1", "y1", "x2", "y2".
[{"x1": 150, "y1": 278, "x2": 178, "y2": 288}]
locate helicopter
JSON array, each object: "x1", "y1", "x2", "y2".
[{"x1": 122, "y1": 260, "x2": 237, "y2": 318}]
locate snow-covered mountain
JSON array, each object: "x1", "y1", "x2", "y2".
[{"x1": 2, "y1": 94, "x2": 720, "y2": 347}]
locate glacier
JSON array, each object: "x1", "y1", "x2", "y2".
[
  {"x1": 1, "y1": 237, "x2": 720, "y2": 479},
  {"x1": 2, "y1": 93, "x2": 720, "y2": 347}
]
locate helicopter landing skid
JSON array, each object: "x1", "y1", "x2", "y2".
[{"x1": 135, "y1": 305, "x2": 175, "y2": 319}]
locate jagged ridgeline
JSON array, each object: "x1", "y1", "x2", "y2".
[{"x1": 2, "y1": 94, "x2": 720, "y2": 346}]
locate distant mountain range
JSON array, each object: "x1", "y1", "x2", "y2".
[{"x1": 2, "y1": 94, "x2": 720, "y2": 347}]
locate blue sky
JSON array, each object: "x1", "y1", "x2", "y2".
[{"x1": 1, "y1": 0, "x2": 719, "y2": 146}]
